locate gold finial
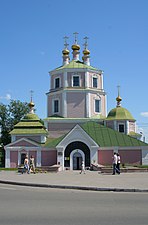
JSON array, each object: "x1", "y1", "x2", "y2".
[
  {"x1": 73, "y1": 32, "x2": 79, "y2": 44},
  {"x1": 28, "y1": 90, "x2": 35, "y2": 109},
  {"x1": 84, "y1": 36, "x2": 88, "y2": 49},
  {"x1": 83, "y1": 36, "x2": 90, "y2": 55},
  {"x1": 62, "y1": 36, "x2": 69, "y2": 55},
  {"x1": 63, "y1": 36, "x2": 69, "y2": 49},
  {"x1": 72, "y1": 32, "x2": 80, "y2": 51},
  {"x1": 116, "y1": 85, "x2": 122, "y2": 107}
]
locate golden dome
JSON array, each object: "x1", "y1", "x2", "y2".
[
  {"x1": 116, "y1": 96, "x2": 122, "y2": 102},
  {"x1": 71, "y1": 44, "x2": 80, "y2": 51},
  {"x1": 83, "y1": 49, "x2": 90, "y2": 55},
  {"x1": 62, "y1": 49, "x2": 70, "y2": 55},
  {"x1": 28, "y1": 101, "x2": 35, "y2": 108}
]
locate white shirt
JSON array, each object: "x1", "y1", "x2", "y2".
[{"x1": 113, "y1": 154, "x2": 117, "y2": 164}]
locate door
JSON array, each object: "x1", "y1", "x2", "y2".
[{"x1": 73, "y1": 152, "x2": 82, "y2": 170}]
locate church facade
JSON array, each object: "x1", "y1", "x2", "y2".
[{"x1": 5, "y1": 34, "x2": 148, "y2": 169}]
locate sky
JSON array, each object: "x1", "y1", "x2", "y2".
[{"x1": 0, "y1": 0, "x2": 148, "y2": 142}]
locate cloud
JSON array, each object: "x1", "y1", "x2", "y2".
[
  {"x1": 0, "y1": 94, "x2": 11, "y2": 101},
  {"x1": 140, "y1": 112, "x2": 148, "y2": 117}
]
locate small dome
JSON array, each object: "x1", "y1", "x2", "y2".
[
  {"x1": 23, "y1": 113, "x2": 40, "y2": 121},
  {"x1": 83, "y1": 49, "x2": 90, "y2": 55},
  {"x1": 62, "y1": 49, "x2": 69, "y2": 55},
  {"x1": 71, "y1": 44, "x2": 80, "y2": 51},
  {"x1": 106, "y1": 107, "x2": 135, "y2": 121},
  {"x1": 28, "y1": 101, "x2": 35, "y2": 108},
  {"x1": 116, "y1": 95, "x2": 122, "y2": 102}
]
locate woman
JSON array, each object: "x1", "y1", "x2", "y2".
[
  {"x1": 116, "y1": 153, "x2": 121, "y2": 174},
  {"x1": 29, "y1": 155, "x2": 36, "y2": 174}
]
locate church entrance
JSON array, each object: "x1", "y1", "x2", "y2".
[
  {"x1": 64, "y1": 141, "x2": 90, "y2": 170},
  {"x1": 73, "y1": 151, "x2": 82, "y2": 170}
]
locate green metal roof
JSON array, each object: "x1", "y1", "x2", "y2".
[
  {"x1": 10, "y1": 128, "x2": 48, "y2": 135},
  {"x1": 106, "y1": 107, "x2": 135, "y2": 121},
  {"x1": 81, "y1": 121, "x2": 147, "y2": 147},
  {"x1": 42, "y1": 136, "x2": 65, "y2": 148},
  {"x1": 54, "y1": 60, "x2": 101, "y2": 72},
  {"x1": 42, "y1": 121, "x2": 148, "y2": 148},
  {"x1": 10, "y1": 113, "x2": 48, "y2": 135},
  {"x1": 23, "y1": 113, "x2": 40, "y2": 121}
]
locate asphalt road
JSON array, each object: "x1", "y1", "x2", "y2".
[{"x1": 0, "y1": 184, "x2": 148, "y2": 225}]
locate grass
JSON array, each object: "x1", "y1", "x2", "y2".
[{"x1": 0, "y1": 168, "x2": 17, "y2": 171}]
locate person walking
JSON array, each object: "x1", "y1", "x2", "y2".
[
  {"x1": 116, "y1": 153, "x2": 121, "y2": 174},
  {"x1": 22, "y1": 154, "x2": 30, "y2": 174},
  {"x1": 29, "y1": 155, "x2": 36, "y2": 174},
  {"x1": 112, "y1": 152, "x2": 117, "y2": 175},
  {"x1": 80, "y1": 160, "x2": 86, "y2": 174}
]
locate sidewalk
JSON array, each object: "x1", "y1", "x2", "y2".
[{"x1": 0, "y1": 170, "x2": 148, "y2": 193}]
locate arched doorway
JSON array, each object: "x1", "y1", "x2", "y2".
[
  {"x1": 64, "y1": 141, "x2": 90, "y2": 170},
  {"x1": 73, "y1": 151, "x2": 82, "y2": 170}
]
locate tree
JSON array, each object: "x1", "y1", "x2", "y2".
[{"x1": 0, "y1": 100, "x2": 30, "y2": 145}]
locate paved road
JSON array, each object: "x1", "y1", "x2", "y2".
[
  {"x1": 0, "y1": 170, "x2": 148, "y2": 192},
  {"x1": 0, "y1": 184, "x2": 148, "y2": 225}
]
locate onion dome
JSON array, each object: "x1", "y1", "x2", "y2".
[
  {"x1": 71, "y1": 44, "x2": 80, "y2": 51},
  {"x1": 83, "y1": 48, "x2": 90, "y2": 55},
  {"x1": 106, "y1": 107, "x2": 135, "y2": 121},
  {"x1": 28, "y1": 101, "x2": 35, "y2": 108},
  {"x1": 106, "y1": 86, "x2": 135, "y2": 121},
  {"x1": 62, "y1": 48, "x2": 70, "y2": 55},
  {"x1": 62, "y1": 36, "x2": 70, "y2": 65}
]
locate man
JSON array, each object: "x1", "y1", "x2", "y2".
[
  {"x1": 22, "y1": 154, "x2": 30, "y2": 174},
  {"x1": 112, "y1": 152, "x2": 117, "y2": 175},
  {"x1": 116, "y1": 153, "x2": 121, "y2": 174}
]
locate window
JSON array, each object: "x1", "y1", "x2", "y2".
[
  {"x1": 93, "y1": 77, "x2": 98, "y2": 88},
  {"x1": 73, "y1": 76, "x2": 80, "y2": 87},
  {"x1": 119, "y1": 124, "x2": 124, "y2": 133},
  {"x1": 95, "y1": 99, "x2": 100, "y2": 113},
  {"x1": 54, "y1": 100, "x2": 59, "y2": 113},
  {"x1": 55, "y1": 78, "x2": 60, "y2": 88}
]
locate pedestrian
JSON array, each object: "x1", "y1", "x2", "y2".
[
  {"x1": 80, "y1": 160, "x2": 86, "y2": 174},
  {"x1": 22, "y1": 154, "x2": 30, "y2": 174},
  {"x1": 29, "y1": 155, "x2": 36, "y2": 174},
  {"x1": 116, "y1": 153, "x2": 121, "y2": 174},
  {"x1": 112, "y1": 152, "x2": 117, "y2": 175}
]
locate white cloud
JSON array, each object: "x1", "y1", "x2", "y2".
[
  {"x1": 140, "y1": 112, "x2": 148, "y2": 117},
  {"x1": 0, "y1": 93, "x2": 11, "y2": 101}
]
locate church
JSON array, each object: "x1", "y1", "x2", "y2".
[{"x1": 5, "y1": 34, "x2": 148, "y2": 170}]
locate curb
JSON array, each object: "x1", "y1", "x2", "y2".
[{"x1": 0, "y1": 180, "x2": 148, "y2": 193}]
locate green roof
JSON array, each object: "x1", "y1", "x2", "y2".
[
  {"x1": 42, "y1": 121, "x2": 148, "y2": 148},
  {"x1": 54, "y1": 60, "x2": 101, "y2": 72},
  {"x1": 81, "y1": 121, "x2": 147, "y2": 147},
  {"x1": 10, "y1": 128, "x2": 48, "y2": 135},
  {"x1": 23, "y1": 113, "x2": 40, "y2": 121},
  {"x1": 106, "y1": 106, "x2": 135, "y2": 121},
  {"x1": 42, "y1": 136, "x2": 65, "y2": 148},
  {"x1": 10, "y1": 113, "x2": 48, "y2": 135}
]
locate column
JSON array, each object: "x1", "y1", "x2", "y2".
[
  {"x1": 36, "y1": 149, "x2": 41, "y2": 167},
  {"x1": 86, "y1": 92, "x2": 91, "y2": 118},
  {"x1": 5, "y1": 148, "x2": 10, "y2": 168},
  {"x1": 62, "y1": 91, "x2": 67, "y2": 117}
]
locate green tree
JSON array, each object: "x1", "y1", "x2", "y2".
[{"x1": 0, "y1": 100, "x2": 30, "y2": 145}]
